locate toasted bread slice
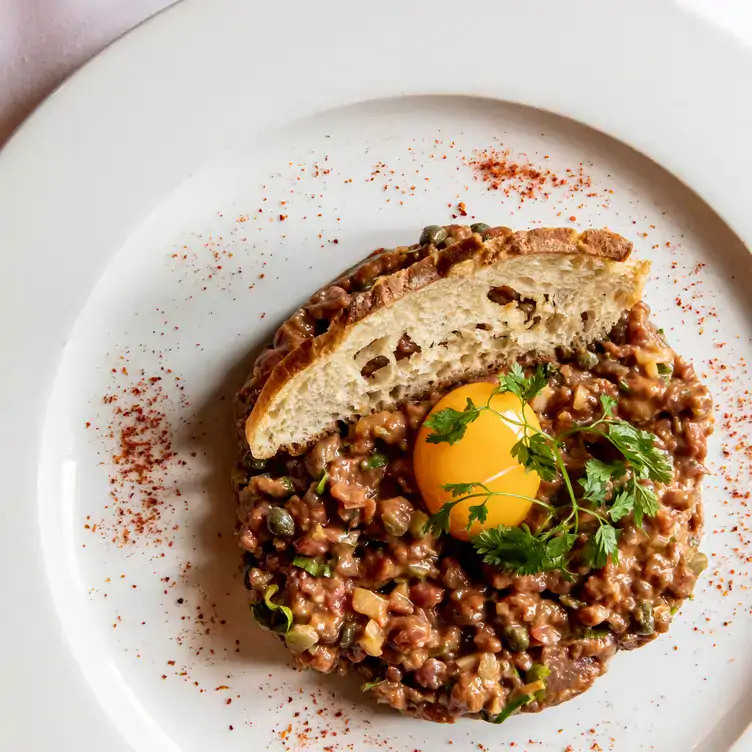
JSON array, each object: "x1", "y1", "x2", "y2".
[{"x1": 243, "y1": 227, "x2": 649, "y2": 459}]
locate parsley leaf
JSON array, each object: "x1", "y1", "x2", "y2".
[
  {"x1": 581, "y1": 459, "x2": 625, "y2": 504},
  {"x1": 473, "y1": 525, "x2": 572, "y2": 575},
  {"x1": 473, "y1": 525, "x2": 547, "y2": 574},
  {"x1": 468, "y1": 502, "x2": 489, "y2": 526},
  {"x1": 443, "y1": 482, "x2": 481, "y2": 497},
  {"x1": 293, "y1": 555, "x2": 333, "y2": 578},
  {"x1": 422, "y1": 503, "x2": 453, "y2": 536},
  {"x1": 608, "y1": 480, "x2": 660, "y2": 528},
  {"x1": 545, "y1": 532, "x2": 576, "y2": 562},
  {"x1": 607, "y1": 422, "x2": 673, "y2": 484},
  {"x1": 583, "y1": 524, "x2": 620, "y2": 569},
  {"x1": 511, "y1": 432, "x2": 558, "y2": 481},
  {"x1": 424, "y1": 398, "x2": 481, "y2": 445},
  {"x1": 600, "y1": 393, "x2": 617, "y2": 417},
  {"x1": 633, "y1": 481, "x2": 660, "y2": 527},
  {"x1": 608, "y1": 489, "x2": 633, "y2": 522},
  {"x1": 497, "y1": 363, "x2": 548, "y2": 401}
]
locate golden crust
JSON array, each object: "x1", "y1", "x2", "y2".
[{"x1": 243, "y1": 227, "x2": 634, "y2": 455}]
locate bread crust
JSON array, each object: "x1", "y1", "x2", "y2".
[{"x1": 242, "y1": 227, "x2": 636, "y2": 456}]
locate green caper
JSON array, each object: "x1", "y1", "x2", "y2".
[
  {"x1": 278, "y1": 476, "x2": 295, "y2": 496},
  {"x1": 267, "y1": 506, "x2": 295, "y2": 537},
  {"x1": 576, "y1": 349, "x2": 600, "y2": 370},
  {"x1": 559, "y1": 594, "x2": 586, "y2": 610},
  {"x1": 246, "y1": 454, "x2": 267, "y2": 472},
  {"x1": 688, "y1": 551, "x2": 709, "y2": 575},
  {"x1": 633, "y1": 601, "x2": 655, "y2": 635},
  {"x1": 503, "y1": 625, "x2": 530, "y2": 652},
  {"x1": 470, "y1": 222, "x2": 490, "y2": 235},
  {"x1": 419, "y1": 225, "x2": 448, "y2": 246},
  {"x1": 339, "y1": 620, "x2": 359, "y2": 648}
]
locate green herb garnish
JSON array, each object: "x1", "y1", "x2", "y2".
[
  {"x1": 252, "y1": 584, "x2": 293, "y2": 633},
  {"x1": 293, "y1": 555, "x2": 333, "y2": 578},
  {"x1": 473, "y1": 525, "x2": 577, "y2": 577},
  {"x1": 657, "y1": 362, "x2": 673, "y2": 383},
  {"x1": 361, "y1": 679, "x2": 384, "y2": 692},
  {"x1": 423, "y1": 364, "x2": 672, "y2": 575},
  {"x1": 362, "y1": 453, "x2": 388, "y2": 470},
  {"x1": 315, "y1": 471, "x2": 328, "y2": 495}
]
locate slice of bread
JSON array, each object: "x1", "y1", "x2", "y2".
[{"x1": 244, "y1": 227, "x2": 649, "y2": 459}]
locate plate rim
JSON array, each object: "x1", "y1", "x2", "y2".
[{"x1": 2, "y1": 0, "x2": 751, "y2": 749}]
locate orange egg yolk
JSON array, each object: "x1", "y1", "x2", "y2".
[{"x1": 414, "y1": 382, "x2": 542, "y2": 540}]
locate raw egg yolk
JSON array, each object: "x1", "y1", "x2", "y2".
[{"x1": 414, "y1": 382, "x2": 542, "y2": 540}]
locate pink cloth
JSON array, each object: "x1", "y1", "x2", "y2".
[{"x1": 0, "y1": 0, "x2": 177, "y2": 146}]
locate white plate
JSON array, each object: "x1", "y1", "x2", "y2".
[{"x1": 3, "y1": 2, "x2": 752, "y2": 750}]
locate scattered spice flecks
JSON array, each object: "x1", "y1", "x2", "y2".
[
  {"x1": 78, "y1": 130, "x2": 752, "y2": 750},
  {"x1": 465, "y1": 146, "x2": 606, "y2": 205},
  {"x1": 85, "y1": 364, "x2": 185, "y2": 546}
]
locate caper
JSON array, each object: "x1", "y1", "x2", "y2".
[
  {"x1": 633, "y1": 601, "x2": 655, "y2": 635},
  {"x1": 688, "y1": 551, "x2": 709, "y2": 575},
  {"x1": 470, "y1": 222, "x2": 490, "y2": 235},
  {"x1": 246, "y1": 454, "x2": 267, "y2": 472},
  {"x1": 278, "y1": 476, "x2": 295, "y2": 496},
  {"x1": 419, "y1": 225, "x2": 448, "y2": 246},
  {"x1": 503, "y1": 625, "x2": 530, "y2": 652},
  {"x1": 339, "y1": 620, "x2": 359, "y2": 648},
  {"x1": 559, "y1": 594, "x2": 586, "y2": 610},
  {"x1": 576, "y1": 349, "x2": 600, "y2": 370},
  {"x1": 267, "y1": 506, "x2": 295, "y2": 537}
]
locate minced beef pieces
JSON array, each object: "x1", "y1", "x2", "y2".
[{"x1": 234, "y1": 301, "x2": 712, "y2": 723}]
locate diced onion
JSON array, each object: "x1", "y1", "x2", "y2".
[
  {"x1": 530, "y1": 385, "x2": 553, "y2": 413},
  {"x1": 358, "y1": 619, "x2": 385, "y2": 656},
  {"x1": 478, "y1": 652, "x2": 501, "y2": 682},
  {"x1": 455, "y1": 654, "x2": 480, "y2": 671},
  {"x1": 352, "y1": 587, "x2": 389, "y2": 626},
  {"x1": 388, "y1": 583, "x2": 413, "y2": 614},
  {"x1": 573, "y1": 384, "x2": 590, "y2": 411},
  {"x1": 285, "y1": 624, "x2": 319, "y2": 654},
  {"x1": 635, "y1": 347, "x2": 673, "y2": 380}
]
